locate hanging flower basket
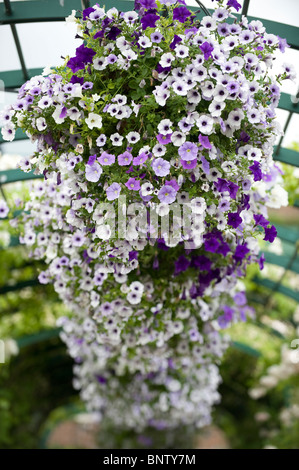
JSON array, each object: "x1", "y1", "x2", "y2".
[{"x1": 1, "y1": 0, "x2": 293, "y2": 444}]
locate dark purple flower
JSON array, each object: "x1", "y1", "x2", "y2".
[
  {"x1": 173, "y1": 6, "x2": 192, "y2": 23},
  {"x1": 240, "y1": 194, "x2": 250, "y2": 211},
  {"x1": 253, "y1": 214, "x2": 269, "y2": 228},
  {"x1": 227, "y1": 181, "x2": 239, "y2": 199},
  {"x1": 215, "y1": 178, "x2": 229, "y2": 193},
  {"x1": 170, "y1": 35, "x2": 182, "y2": 50},
  {"x1": 67, "y1": 56, "x2": 84, "y2": 73},
  {"x1": 227, "y1": 0, "x2": 242, "y2": 11},
  {"x1": 96, "y1": 375, "x2": 107, "y2": 384},
  {"x1": 141, "y1": 12, "x2": 160, "y2": 30},
  {"x1": 239, "y1": 130, "x2": 250, "y2": 143},
  {"x1": 70, "y1": 75, "x2": 84, "y2": 85},
  {"x1": 156, "y1": 63, "x2": 171, "y2": 74},
  {"x1": 227, "y1": 212, "x2": 242, "y2": 229},
  {"x1": 204, "y1": 237, "x2": 220, "y2": 253},
  {"x1": 192, "y1": 255, "x2": 211, "y2": 271},
  {"x1": 217, "y1": 242, "x2": 230, "y2": 256},
  {"x1": 263, "y1": 225, "x2": 277, "y2": 243},
  {"x1": 107, "y1": 26, "x2": 122, "y2": 40},
  {"x1": 139, "y1": 0, "x2": 157, "y2": 9},
  {"x1": 259, "y1": 253, "x2": 265, "y2": 270},
  {"x1": 200, "y1": 41, "x2": 214, "y2": 60},
  {"x1": 94, "y1": 30, "x2": 105, "y2": 39},
  {"x1": 157, "y1": 238, "x2": 169, "y2": 251},
  {"x1": 174, "y1": 255, "x2": 190, "y2": 275},
  {"x1": 129, "y1": 250, "x2": 138, "y2": 261},
  {"x1": 249, "y1": 161, "x2": 262, "y2": 181},
  {"x1": 233, "y1": 244, "x2": 250, "y2": 262},
  {"x1": 83, "y1": 7, "x2": 95, "y2": 20},
  {"x1": 67, "y1": 44, "x2": 96, "y2": 72}
]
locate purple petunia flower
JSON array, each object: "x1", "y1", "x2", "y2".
[
  {"x1": 200, "y1": 41, "x2": 214, "y2": 60},
  {"x1": 227, "y1": 212, "x2": 242, "y2": 229},
  {"x1": 233, "y1": 244, "x2": 250, "y2": 262},
  {"x1": 67, "y1": 44, "x2": 96, "y2": 73},
  {"x1": 227, "y1": 0, "x2": 242, "y2": 11},
  {"x1": 198, "y1": 134, "x2": 212, "y2": 149},
  {"x1": 107, "y1": 26, "x2": 122, "y2": 40},
  {"x1": 118, "y1": 151, "x2": 133, "y2": 166},
  {"x1": 204, "y1": 237, "x2": 220, "y2": 253},
  {"x1": 98, "y1": 151, "x2": 115, "y2": 166},
  {"x1": 249, "y1": 161, "x2": 263, "y2": 181},
  {"x1": 133, "y1": 153, "x2": 148, "y2": 166},
  {"x1": 253, "y1": 214, "x2": 269, "y2": 228},
  {"x1": 169, "y1": 34, "x2": 182, "y2": 50},
  {"x1": 141, "y1": 12, "x2": 160, "y2": 30},
  {"x1": 106, "y1": 182, "x2": 121, "y2": 201},
  {"x1": 158, "y1": 185, "x2": 177, "y2": 204},
  {"x1": 173, "y1": 6, "x2": 192, "y2": 23},
  {"x1": 152, "y1": 158, "x2": 170, "y2": 177},
  {"x1": 181, "y1": 159, "x2": 197, "y2": 169},
  {"x1": 174, "y1": 255, "x2": 190, "y2": 275},
  {"x1": 178, "y1": 142, "x2": 198, "y2": 161},
  {"x1": 156, "y1": 133, "x2": 172, "y2": 145},
  {"x1": 263, "y1": 225, "x2": 277, "y2": 243},
  {"x1": 125, "y1": 177, "x2": 141, "y2": 191},
  {"x1": 139, "y1": 0, "x2": 157, "y2": 8},
  {"x1": 85, "y1": 162, "x2": 102, "y2": 182},
  {"x1": 87, "y1": 154, "x2": 97, "y2": 165}
]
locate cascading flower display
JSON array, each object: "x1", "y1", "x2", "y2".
[{"x1": 1, "y1": 0, "x2": 293, "y2": 437}]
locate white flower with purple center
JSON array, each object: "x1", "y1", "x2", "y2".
[
  {"x1": 191, "y1": 197, "x2": 207, "y2": 215},
  {"x1": 38, "y1": 96, "x2": 52, "y2": 109},
  {"x1": 1, "y1": 124, "x2": 15, "y2": 141},
  {"x1": 72, "y1": 230, "x2": 86, "y2": 247},
  {"x1": 126, "y1": 131, "x2": 140, "y2": 144},
  {"x1": 175, "y1": 45, "x2": 189, "y2": 59},
  {"x1": 68, "y1": 107, "x2": 81, "y2": 121},
  {"x1": 0, "y1": 200, "x2": 9, "y2": 218},
  {"x1": 172, "y1": 80, "x2": 188, "y2": 96},
  {"x1": 106, "y1": 182, "x2": 121, "y2": 201},
  {"x1": 140, "y1": 182, "x2": 153, "y2": 196},
  {"x1": 151, "y1": 31, "x2": 163, "y2": 43},
  {"x1": 110, "y1": 133, "x2": 123, "y2": 146},
  {"x1": 96, "y1": 134, "x2": 107, "y2": 147},
  {"x1": 227, "y1": 108, "x2": 244, "y2": 129},
  {"x1": 36, "y1": 117, "x2": 47, "y2": 131},
  {"x1": 157, "y1": 119, "x2": 173, "y2": 135},
  {"x1": 159, "y1": 52, "x2": 175, "y2": 68},
  {"x1": 152, "y1": 143, "x2": 166, "y2": 157},
  {"x1": 196, "y1": 114, "x2": 214, "y2": 134},
  {"x1": 138, "y1": 36, "x2": 152, "y2": 48},
  {"x1": 123, "y1": 10, "x2": 138, "y2": 24},
  {"x1": 171, "y1": 131, "x2": 186, "y2": 147},
  {"x1": 152, "y1": 158, "x2": 170, "y2": 177}
]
